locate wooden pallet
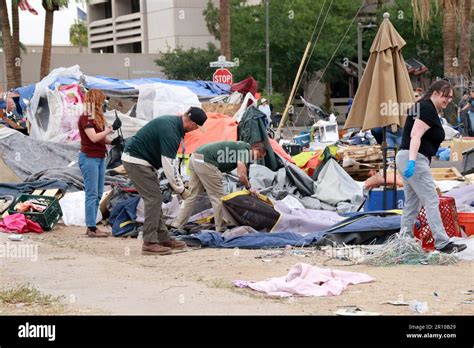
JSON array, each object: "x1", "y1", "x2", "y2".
[
  {"x1": 338, "y1": 145, "x2": 395, "y2": 163},
  {"x1": 431, "y1": 167, "x2": 464, "y2": 181}
]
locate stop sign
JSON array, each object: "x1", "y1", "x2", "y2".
[{"x1": 213, "y1": 68, "x2": 233, "y2": 85}]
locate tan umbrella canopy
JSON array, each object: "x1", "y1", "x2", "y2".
[{"x1": 344, "y1": 13, "x2": 415, "y2": 131}]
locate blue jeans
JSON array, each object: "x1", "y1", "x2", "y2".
[
  {"x1": 386, "y1": 129, "x2": 402, "y2": 149},
  {"x1": 371, "y1": 127, "x2": 402, "y2": 149},
  {"x1": 79, "y1": 152, "x2": 106, "y2": 228}
]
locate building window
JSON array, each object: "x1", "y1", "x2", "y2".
[
  {"x1": 133, "y1": 42, "x2": 142, "y2": 53},
  {"x1": 131, "y1": 0, "x2": 140, "y2": 13},
  {"x1": 104, "y1": 2, "x2": 112, "y2": 18}
]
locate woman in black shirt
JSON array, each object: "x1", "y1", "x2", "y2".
[{"x1": 396, "y1": 80, "x2": 466, "y2": 253}]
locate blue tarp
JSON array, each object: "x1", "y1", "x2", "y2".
[
  {"x1": 48, "y1": 76, "x2": 231, "y2": 97},
  {"x1": 0, "y1": 84, "x2": 36, "y2": 111},
  {"x1": 182, "y1": 212, "x2": 402, "y2": 249},
  {"x1": 0, "y1": 180, "x2": 69, "y2": 198},
  {"x1": 182, "y1": 231, "x2": 309, "y2": 249}
]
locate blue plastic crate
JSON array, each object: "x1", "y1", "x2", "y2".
[
  {"x1": 364, "y1": 188, "x2": 405, "y2": 211},
  {"x1": 293, "y1": 132, "x2": 310, "y2": 146}
]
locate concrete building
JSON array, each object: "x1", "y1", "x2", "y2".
[
  {"x1": 88, "y1": 0, "x2": 218, "y2": 54},
  {"x1": 0, "y1": 53, "x2": 164, "y2": 89}
]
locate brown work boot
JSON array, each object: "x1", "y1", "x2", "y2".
[
  {"x1": 142, "y1": 242, "x2": 172, "y2": 255},
  {"x1": 158, "y1": 239, "x2": 186, "y2": 250},
  {"x1": 86, "y1": 227, "x2": 109, "y2": 238}
]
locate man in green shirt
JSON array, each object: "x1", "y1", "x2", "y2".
[
  {"x1": 122, "y1": 107, "x2": 207, "y2": 255},
  {"x1": 171, "y1": 140, "x2": 266, "y2": 232}
]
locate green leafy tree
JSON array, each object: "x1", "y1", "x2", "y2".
[
  {"x1": 200, "y1": 0, "x2": 360, "y2": 98},
  {"x1": 154, "y1": 43, "x2": 220, "y2": 80},
  {"x1": 364, "y1": 0, "x2": 444, "y2": 79},
  {"x1": 69, "y1": 20, "x2": 88, "y2": 52}
]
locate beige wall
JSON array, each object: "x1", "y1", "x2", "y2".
[
  {"x1": 145, "y1": 0, "x2": 217, "y2": 53},
  {"x1": 0, "y1": 53, "x2": 165, "y2": 88},
  {"x1": 25, "y1": 46, "x2": 83, "y2": 54}
]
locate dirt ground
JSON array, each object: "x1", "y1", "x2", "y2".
[{"x1": 0, "y1": 224, "x2": 473, "y2": 315}]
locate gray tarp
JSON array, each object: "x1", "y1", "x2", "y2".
[
  {"x1": 25, "y1": 167, "x2": 128, "y2": 191},
  {"x1": 271, "y1": 200, "x2": 344, "y2": 235},
  {"x1": 314, "y1": 158, "x2": 364, "y2": 207},
  {"x1": 0, "y1": 129, "x2": 128, "y2": 190},
  {"x1": 0, "y1": 129, "x2": 78, "y2": 179}
]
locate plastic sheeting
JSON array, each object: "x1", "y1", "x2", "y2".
[
  {"x1": 59, "y1": 191, "x2": 103, "y2": 226},
  {"x1": 126, "y1": 78, "x2": 230, "y2": 97},
  {"x1": 272, "y1": 200, "x2": 345, "y2": 235},
  {"x1": 135, "y1": 83, "x2": 201, "y2": 121},
  {"x1": 104, "y1": 110, "x2": 147, "y2": 140},
  {"x1": 451, "y1": 237, "x2": 474, "y2": 261},
  {"x1": 314, "y1": 158, "x2": 364, "y2": 207},
  {"x1": 444, "y1": 184, "x2": 474, "y2": 211},
  {"x1": 27, "y1": 65, "x2": 83, "y2": 141}
]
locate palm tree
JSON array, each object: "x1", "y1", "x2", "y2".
[
  {"x1": 11, "y1": 0, "x2": 22, "y2": 87},
  {"x1": 69, "y1": 20, "x2": 87, "y2": 53},
  {"x1": 459, "y1": 0, "x2": 472, "y2": 79},
  {"x1": 40, "y1": 0, "x2": 68, "y2": 79},
  {"x1": 0, "y1": 0, "x2": 22, "y2": 89},
  {"x1": 219, "y1": 0, "x2": 231, "y2": 59},
  {"x1": 442, "y1": 0, "x2": 458, "y2": 79},
  {"x1": 412, "y1": 0, "x2": 471, "y2": 80}
]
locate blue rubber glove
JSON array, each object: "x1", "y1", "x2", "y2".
[{"x1": 403, "y1": 160, "x2": 416, "y2": 179}]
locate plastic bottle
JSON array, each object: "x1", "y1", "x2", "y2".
[{"x1": 409, "y1": 301, "x2": 429, "y2": 314}]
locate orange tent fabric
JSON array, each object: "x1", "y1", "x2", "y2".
[
  {"x1": 269, "y1": 138, "x2": 294, "y2": 164},
  {"x1": 183, "y1": 113, "x2": 238, "y2": 154},
  {"x1": 182, "y1": 112, "x2": 295, "y2": 165}
]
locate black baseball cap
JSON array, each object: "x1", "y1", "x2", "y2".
[{"x1": 187, "y1": 107, "x2": 207, "y2": 126}]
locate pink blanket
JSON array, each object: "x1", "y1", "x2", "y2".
[
  {"x1": 0, "y1": 214, "x2": 43, "y2": 234},
  {"x1": 235, "y1": 263, "x2": 374, "y2": 297}
]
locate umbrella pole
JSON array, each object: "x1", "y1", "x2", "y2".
[
  {"x1": 393, "y1": 147, "x2": 397, "y2": 209},
  {"x1": 382, "y1": 127, "x2": 387, "y2": 210}
]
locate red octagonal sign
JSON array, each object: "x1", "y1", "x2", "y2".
[{"x1": 213, "y1": 68, "x2": 233, "y2": 85}]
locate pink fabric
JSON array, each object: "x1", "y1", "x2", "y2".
[
  {"x1": 0, "y1": 214, "x2": 43, "y2": 234},
  {"x1": 237, "y1": 263, "x2": 374, "y2": 297}
]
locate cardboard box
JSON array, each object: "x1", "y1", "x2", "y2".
[{"x1": 450, "y1": 138, "x2": 474, "y2": 161}]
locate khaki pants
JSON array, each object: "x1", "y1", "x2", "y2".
[
  {"x1": 172, "y1": 154, "x2": 226, "y2": 231},
  {"x1": 122, "y1": 161, "x2": 170, "y2": 243}
]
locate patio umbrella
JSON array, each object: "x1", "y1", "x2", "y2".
[
  {"x1": 344, "y1": 12, "x2": 415, "y2": 131},
  {"x1": 344, "y1": 13, "x2": 415, "y2": 209}
]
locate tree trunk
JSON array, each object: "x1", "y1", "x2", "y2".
[
  {"x1": 324, "y1": 82, "x2": 332, "y2": 114},
  {"x1": 11, "y1": 0, "x2": 22, "y2": 87},
  {"x1": 459, "y1": 0, "x2": 472, "y2": 79},
  {"x1": 442, "y1": 0, "x2": 459, "y2": 79},
  {"x1": 219, "y1": 0, "x2": 231, "y2": 60},
  {"x1": 0, "y1": 0, "x2": 16, "y2": 89},
  {"x1": 40, "y1": 9, "x2": 54, "y2": 79}
]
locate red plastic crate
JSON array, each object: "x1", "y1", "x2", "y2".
[
  {"x1": 458, "y1": 212, "x2": 474, "y2": 236},
  {"x1": 413, "y1": 196, "x2": 461, "y2": 251}
]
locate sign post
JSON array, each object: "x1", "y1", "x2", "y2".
[{"x1": 210, "y1": 55, "x2": 236, "y2": 85}]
